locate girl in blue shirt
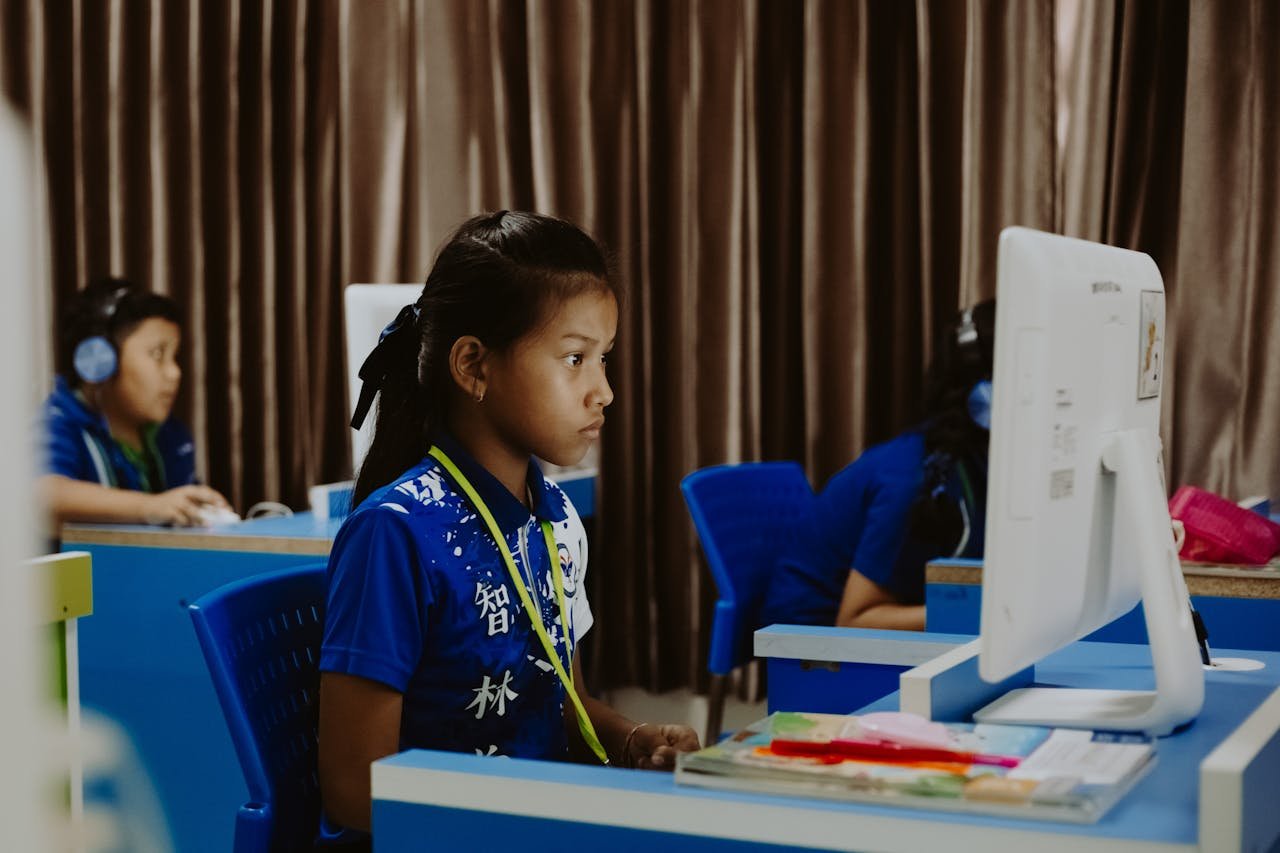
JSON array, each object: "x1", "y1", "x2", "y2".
[
  {"x1": 763, "y1": 300, "x2": 995, "y2": 631},
  {"x1": 319, "y1": 211, "x2": 701, "y2": 835}
]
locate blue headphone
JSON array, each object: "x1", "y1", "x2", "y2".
[
  {"x1": 73, "y1": 286, "x2": 131, "y2": 384},
  {"x1": 967, "y1": 378, "x2": 992, "y2": 430}
]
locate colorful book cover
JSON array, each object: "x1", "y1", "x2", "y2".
[{"x1": 674, "y1": 711, "x2": 1154, "y2": 824}]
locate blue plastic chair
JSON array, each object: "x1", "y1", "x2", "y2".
[
  {"x1": 189, "y1": 564, "x2": 327, "y2": 853},
  {"x1": 681, "y1": 462, "x2": 815, "y2": 742}
]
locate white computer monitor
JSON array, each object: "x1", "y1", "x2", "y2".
[
  {"x1": 343, "y1": 283, "x2": 422, "y2": 472},
  {"x1": 975, "y1": 227, "x2": 1203, "y2": 736}
]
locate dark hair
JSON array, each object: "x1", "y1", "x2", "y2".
[
  {"x1": 906, "y1": 299, "x2": 996, "y2": 553},
  {"x1": 920, "y1": 298, "x2": 996, "y2": 459},
  {"x1": 59, "y1": 277, "x2": 181, "y2": 387},
  {"x1": 352, "y1": 211, "x2": 613, "y2": 506}
]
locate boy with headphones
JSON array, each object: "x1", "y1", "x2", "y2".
[
  {"x1": 762, "y1": 300, "x2": 995, "y2": 631},
  {"x1": 37, "y1": 277, "x2": 230, "y2": 526}
]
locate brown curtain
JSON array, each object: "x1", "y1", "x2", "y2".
[
  {"x1": 1, "y1": 1, "x2": 352, "y2": 508},
  {"x1": 1058, "y1": 0, "x2": 1280, "y2": 496},
  {"x1": 564, "y1": 0, "x2": 1057, "y2": 691},
  {"x1": 3, "y1": 1, "x2": 1276, "y2": 693}
]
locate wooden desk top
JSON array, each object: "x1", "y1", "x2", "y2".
[
  {"x1": 927, "y1": 558, "x2": 1280, "y2": 600},
  {"x1": 61, "y1": 465, "x2": 597, "y2": 555},
  {"x1": 61, "y1": 512, "x2": 341, "y2": 555}
]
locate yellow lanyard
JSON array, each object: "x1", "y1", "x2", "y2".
[{"x1": 428, "y1": 446, "x2": 609, "y2": 765}]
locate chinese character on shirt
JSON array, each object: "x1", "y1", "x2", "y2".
[
  {"x1": 467, "y1": 670, "x2": 518, "y2": 719},
  {"x1": 475, "y1": 581, "x2": 511, "y2": 636}
]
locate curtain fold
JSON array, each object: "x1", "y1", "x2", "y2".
[
  {"x1": 4, "y1": 0, "x2": 1277, "y2": 692},
  {"x1": 1169, "y1": 2, "x2": 1279, "y2": 495}
]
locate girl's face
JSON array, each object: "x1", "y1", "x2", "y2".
[
  {"x1": 105, "y1": 317, "x2": 183, "y2": 427},
  {"x1": 484, "y1": 288, "x2": 617, "y2": 468}
]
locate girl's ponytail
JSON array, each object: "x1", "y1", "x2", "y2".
[{"x1": 351, "y1": 300, "x2": 440, "y2": 507}]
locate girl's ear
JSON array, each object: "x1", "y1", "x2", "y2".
[{"x1": 448, "y1": 335, "x2": 490, "y2": 402}]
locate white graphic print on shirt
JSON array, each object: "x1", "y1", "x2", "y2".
[
  {"x1": 474, "y1": 580, "x2": 511, "y2": 636},
  {"x1": 467, "y1": 670, "x2": 518, "y2": 719}
]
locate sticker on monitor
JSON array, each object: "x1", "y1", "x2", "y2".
[
  {"x1": 1050, "y1": 468, "x2": 1075, "y2": 500},
  {"x1": 1137, "y1": 291, "x2": 1164, "y2": 400}
]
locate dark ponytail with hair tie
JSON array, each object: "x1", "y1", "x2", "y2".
[{"x1": 350, "y1": 303, "x2": 423, "y2": 431}]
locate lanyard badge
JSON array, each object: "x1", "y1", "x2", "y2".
[{"x1": 428, "y1": 446, "x2": 610, "y2": 765}]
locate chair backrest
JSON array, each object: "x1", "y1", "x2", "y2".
[
  {"x1": 189, "y1": 564, "x2": 327, "y2": 853},
  {"x1": 681, "y1": 462, "x2": 815, "y2": 675}
]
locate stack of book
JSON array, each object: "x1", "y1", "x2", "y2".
[{"x1": 675, "y1": 711, "x2": 1154, "y2": 823}]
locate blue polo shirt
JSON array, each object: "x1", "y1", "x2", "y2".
[
  {"x1": 321, "y1": 432, "x2": 593, "y2": 761},
  {"x1": 761, "y1": 431, "x2": 986, "y2": 627},
  {"x1": 40, "y1": 376, "x2": 197, "y2": 492}
]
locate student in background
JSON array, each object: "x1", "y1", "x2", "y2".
[
  {"x1": 319, "y1": 211, "x2": 700, "y2": 838},
  {"x1": 763, "y1": 300, "x2": 996, "y2": 631},
  {"x1": 38, "y1": 278, "x2": 229, "y2": 526}
]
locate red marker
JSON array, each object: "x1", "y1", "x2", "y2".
[{"x1": 770, "y1": 737, "x2": 1021, "y2": 768}]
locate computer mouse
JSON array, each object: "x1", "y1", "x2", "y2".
[{"x1": 195, "y1": 506, "x2": 242, "y2": 527}]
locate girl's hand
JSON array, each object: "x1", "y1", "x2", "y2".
[
  {"x1": 140, "y1": 485, "x2": 232, "y2": 526},
  {"x1": 625, "y1": 723, "x2": 701, "y2": 771}
]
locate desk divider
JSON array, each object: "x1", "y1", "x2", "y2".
[
  {"x1": 1200, "y1": 684, "x2": 1280, "y2": 853},
  {"x1": 898, "y1": 639, "x2": 1033, "y2": 721}
]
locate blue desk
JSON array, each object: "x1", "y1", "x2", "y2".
[
  {"x1": 61, "y1": 514, "x2": 340, "y2": 853},
  {"x1": 927, "y1": 558, "x2": 1280, "y2": 651},
  {"x1": 372, "y1": 637, "x2": 1280, "y2": 852},
  {"x1": 755, "y1": 625, "x2": 971, "y2": 715},
  {"x1": 59, "y1": 470, "x2": 598, "y2": 853}
]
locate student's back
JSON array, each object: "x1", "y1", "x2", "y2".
[{"x1": 762, "y1": 301, "x2": 996, "y2": 631}]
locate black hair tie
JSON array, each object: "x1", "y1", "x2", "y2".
[{"x1": 350, "y1": 303, "x2": 421, "y2": 430}]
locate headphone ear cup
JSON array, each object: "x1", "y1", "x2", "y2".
[
  {"x1": 967, "y1": 379, "x2": 992, "y2": 430},
  {"x1": 74, "y1": 336, "x2": 118, "y2": 384}
]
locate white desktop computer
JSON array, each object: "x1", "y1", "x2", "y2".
[{"x1": 975, "y1": 227, "x2": 1203, "y2": 736}]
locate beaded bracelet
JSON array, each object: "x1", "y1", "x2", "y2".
[{"x1": 622, "y1": 722, "x2": 648, "y2": 768}]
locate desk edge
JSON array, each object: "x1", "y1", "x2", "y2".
[{"x1": 60, "y1": 527, "x2": 332, "y2": 554}]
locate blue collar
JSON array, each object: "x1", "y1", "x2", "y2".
[
  {"x1": 50, "y1": 376, "x2": 112, "y2": 437},
  {"x1": 430, "y1": 432, "x2": 568, "y2": 534}
]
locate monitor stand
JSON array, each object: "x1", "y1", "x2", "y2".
[{"x1": 974, "y1": 428, "x2": 1205, "y2": 736}]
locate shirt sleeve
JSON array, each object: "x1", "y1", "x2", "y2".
[
  {"x1": 812, "y1": 437, "x2": 924, "y2": 591},
  {"x1": 41, "y1": 404, "x2": 92, "y2": 480},
  {"x1": 320, "y1": 505, "x2": 436, "y2": 692},
  {"x1": 849, "y1": 448, "x2": 925, "y2": 592},
  {"x1": 850, "y1": 478, "x2": 921, "y2": 589},
  {"x1": 809, "y1": 454, "x2": 876, "y2": 575}
]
